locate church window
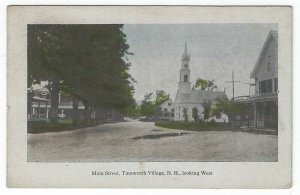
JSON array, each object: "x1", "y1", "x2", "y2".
[{"x1": 184, "y1": 74, "x2": 188, "y2": 82}]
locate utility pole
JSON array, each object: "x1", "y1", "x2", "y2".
[
  {"x1": 243, "y1": 82, "x2": 255, "y2": 127},
  {"x1": 225, "y1": 70, "x2": 240, "y2": 100}
]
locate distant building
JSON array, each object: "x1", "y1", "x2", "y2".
[
  {"x1": 27, "y1": 85, "x2": 85, "y2": 120},
  {"x1": 237, "y1": 31, "x2": 278, "y2": 129},
  {"x1": 158, "y1": 99, "x2": 175, "y2": 120},
  {"x1": 170, "y1": 43, "x2": 228, "y2": 122}
]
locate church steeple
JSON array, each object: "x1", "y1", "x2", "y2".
[
  {"x1": 182, "y1": 42, "x2": 190, "y2": 61},
  {"x1": 178, "y1": 42, "x2": 191, "y2": 93}
]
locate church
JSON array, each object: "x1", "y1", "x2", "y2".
[{"x1": 160, "y1": 43, "x2": 228, "y2": 122}]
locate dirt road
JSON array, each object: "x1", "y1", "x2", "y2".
[{"x1": 28, "y1": 120, "x2": 277, "y2": 162}]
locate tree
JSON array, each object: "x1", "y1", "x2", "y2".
[
  {"x1": 195, "y1": 78, "x2": 217, "y2": 91},
  {"x1": 192, "y1": 107, "x2": 199, "y2": 122},
  {"x1": 201, "y1": 100, "x2": 212, "y2": 122},
  {"x1": 28, "y1": 25, "x2": 136, "y2": 122},
  {"x1": 140, "y1": 90, "x2": 170, "y2": 118},
  {"x1": 211, "y1": 97, "x2": 248, "y2": 124},
  {"x1": 140, "y1": 93, "x2": 156, "y2": 117},
  {"x1": 154, "y1": 90, "x2": 170, "y2": 106},
  {"x1": 210, "y1": 97, "x2": 229, "y2": 123},
  {"x1": 182, "y1": 107, "x2": 189, "y2": 123},
  {"x1": 28, "y1": 25, "x2": 66, "y2": 122}
]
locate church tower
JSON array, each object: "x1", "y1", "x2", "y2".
[{"x1": 178, "y1": 42, "x2": 191, "y2": 93}]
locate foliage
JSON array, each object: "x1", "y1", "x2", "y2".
[
  {"x1": 210, "y1": 97, "x2": 249, "y2": 123},
  {"x1": 140, "y1": 93, "x2": 156, "y2": 116},
  {"x1": 28, "y1": 24, "x2": 136, "y2": 122},
  {"x1": 201, "y1": 100, "x2": 212, "y2": 121},
  {"x1": 195, "y1": 78, "x2": 217, "y2": 91},
  {"x1": 155, "y1": 121, "x2": 231, "y2": 132},
  {"x1": 140, "y1": 90, "x2": 170, "y2": 117},
  {"x1": 154, "y1": 90, "x2": 170, "y2": 106},
  {"x1": 126, "y1": 105, "x2": 141, "y2": 117},
  {"x1": 192, "y1": 107, "x2": 199, "y2": 122},
  {"x1": 182, "y1": 107, "x2": 189, "y2": 123}
]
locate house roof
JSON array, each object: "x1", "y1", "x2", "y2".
[
  {"x1": 235, "y1": 93, "x2": 277, "y2": 103},
  {"x1": 159, "y1": 99, "x2": 173, "y2": 107},
  {"x1": 250, "y1": 31, "x2": 278, "y2": 78},
  {"x1": 175, "y1": 90, "x2": 227, "y2": 104}
]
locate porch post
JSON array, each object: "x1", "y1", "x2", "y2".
[
  {"x1": 262, "y1": 102, "x2": 265, "y2": 128},
  {"x1": 247, "y1": 103, "x2": 250, "y2": 127},
  {"x1": 254, "y1": 103, "x2": 257, "y2": 128},
  {"x1": 46, "y1": 101, "x2": 48, "y2": 119},
  {"x1": 38, "y1": 101, "x2": 41, "y2": 119}
]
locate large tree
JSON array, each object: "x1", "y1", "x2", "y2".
[
  {"x1": 140, "y1": 93, "x2": 156, "y2": 117},
  {"x1": 28, "y1": 24, "x2": 135, "y2": 122},
  {"x1": 211, "y1": 97, "x2": 248, "y2": 124}
]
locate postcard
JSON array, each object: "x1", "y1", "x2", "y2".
[{"x1": 7, "y1": 6, "x2": 292, "y2": 188}]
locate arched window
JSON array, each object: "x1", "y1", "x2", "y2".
[{"x1": 184, "y1": 74, "x2": 188, "y2": 82}]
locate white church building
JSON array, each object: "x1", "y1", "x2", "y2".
[{"x1": 161, "y1": 43, "x2": 228, "y2": 122}]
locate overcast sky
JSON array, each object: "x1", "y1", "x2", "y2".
[{"x1": 123, "y1": 24, "x2": 277, "y2": 102}]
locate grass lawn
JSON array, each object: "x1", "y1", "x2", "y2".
[
  {"x1": 155, "y1": 121, "x2": 278, "y2": 135},
  {"x1": 57, "y1": 119, "x2": 73, "y2": 124},
  {"x1": 155, "y1": 121, "x2": 239, "y2": 132}
]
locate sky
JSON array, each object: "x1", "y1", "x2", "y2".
[{"x1": 123, "y1": 23, "x2": 277, "y2": 102}]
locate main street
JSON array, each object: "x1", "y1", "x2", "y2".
[{"x1": 28, "y1": 120, "x2": 277, "y2": 162}]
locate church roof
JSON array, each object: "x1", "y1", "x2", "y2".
[{"x1": 175, "y1": 90, "x2": 227, "y2": 104}]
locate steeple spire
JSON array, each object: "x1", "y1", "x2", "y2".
[
  {"x1": 182, "y1": 42, "x2": 190, "y2": 61},
  {"x1": 178, "y1": 41, "x2": 192, "y2": 93}
]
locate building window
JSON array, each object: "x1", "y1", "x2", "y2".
[
  {"x1": 168, "y1": 103, "x2": 171, "y2": 106},
  {"x1": 164, "y1": 108, "x2": 168, "y2": 112},
  {"x1": 268, "y1": 56, "x2": 272, "y2": 71},
  {"x1": 267, "y1": 79, "x2": 272, "y2": 93},
  {"x1": 268, "y1": 63, "x2": 271, "y2": 71},
  {"x1": 184, "y1": 64, "x2": 188, "y2": 68},
  {"x1": 171, "y1": 109, "x2": 175, "y2": 112},
  {"x1": 184, "y1": 74, "x2": 188, "y2": 82},
  {"x1": 259, "y1": 79, "x2": 273, "y2": 94},
  {"x1": 274, "y1": 77, "x2": 278, "y2": 92}
]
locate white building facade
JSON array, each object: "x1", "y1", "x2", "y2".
[
  {"x1": 237, "y1": 31, "x2": 278, "y2": 129},
  {"x1": 159, "y1": 99, "x2": 175, "y2": 120}
]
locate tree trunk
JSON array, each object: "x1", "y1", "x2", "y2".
[
  {"x1": 72, "y1": 97, "x2": 79, "y2": 125},
  {"x1": 82, "y1": 101, "x2": 90, "y2": 122},
  {"x1": 49, "y1": 80, "x2": 59, "y2": 123}
]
